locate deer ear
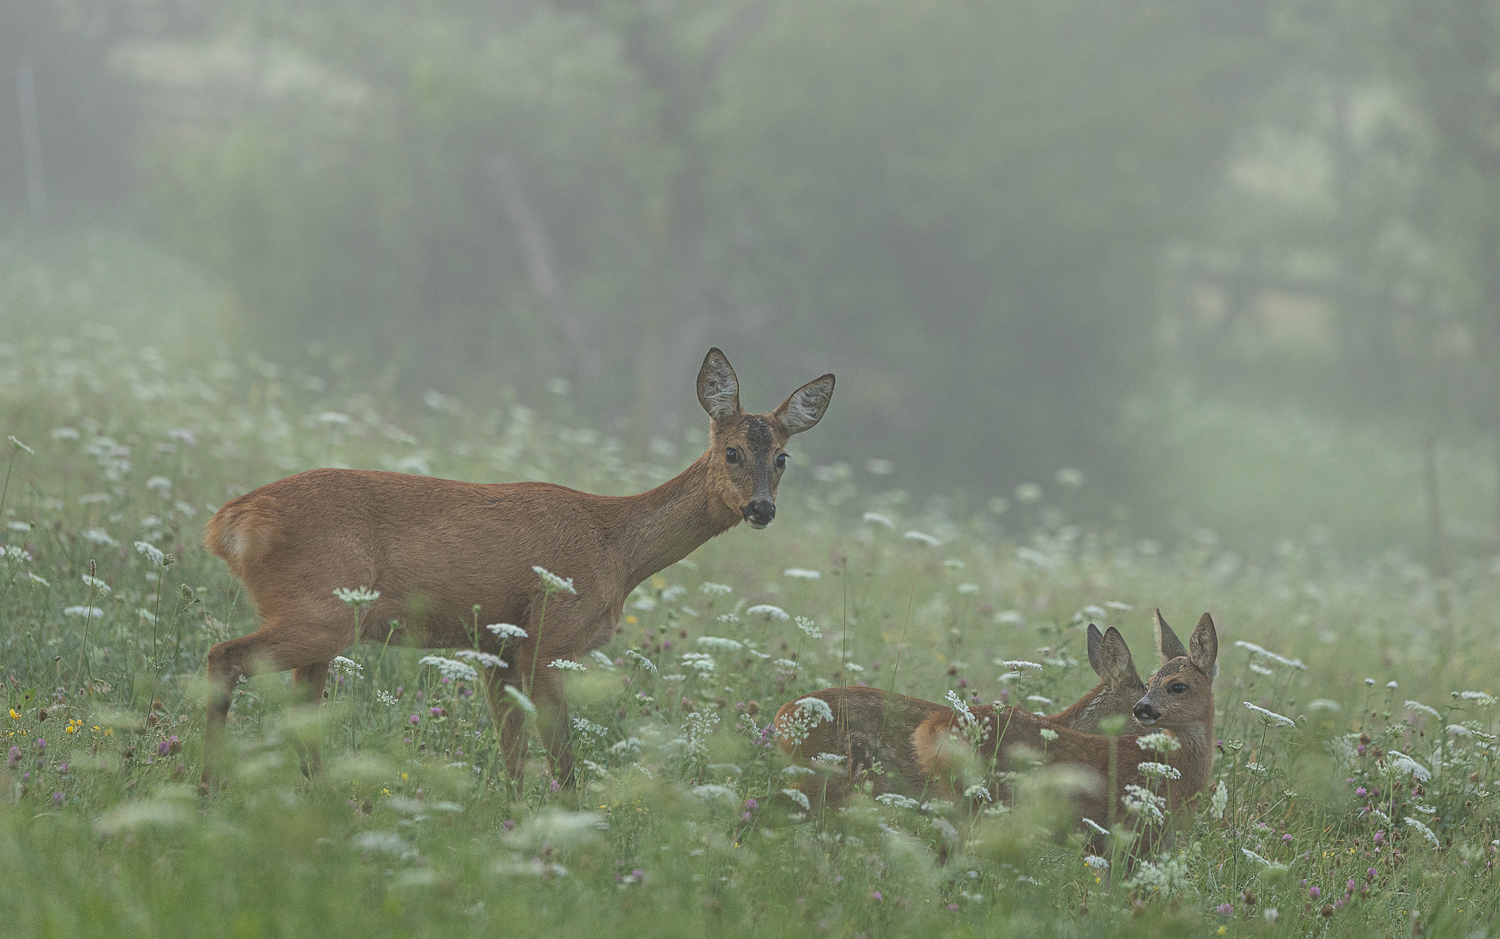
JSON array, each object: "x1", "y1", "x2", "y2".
[
  {"x1": 1086, "y1": 623, "x2": 1105, "y2": 677},
  {"x1": 1155, "y1": 608, "x2": 1188, "y2": 662},
  {"x1": 1100, "y1": 626, "x2": 1140, "y2": 685},
  {"x1": 1189, "y1": 612, "x2": 1218, "y2": 678},
  {"x1": 697, "y1": 348, "x2": 741, "y2": 421},
  {"x1": 773, "y1": 373, "x2": 835, "y2": 435}
]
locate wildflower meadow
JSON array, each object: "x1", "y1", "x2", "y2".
[{"x1": 1, "y1": 332, "x2": 1497, "y2": 938}]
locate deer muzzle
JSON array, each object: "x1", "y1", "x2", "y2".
[
  {"x1": 742, "y1": 500, "x2": 776, "y2": 528},
  {"x1": 1132, "y1": 701, "x2": 1161, "y2": 725}
]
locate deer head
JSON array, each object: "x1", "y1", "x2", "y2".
[
  {"x1": 697, "y1": 347, "x2": 835, "y2": 529},
  {"x1": 1132, "y1": 611, "x2": 1218, "y2": 745}
]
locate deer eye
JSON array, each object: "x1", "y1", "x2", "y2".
[
  {"x1": 1170, "y1": 683, "x2": 1188, "y2": 695},
  {"x1": 775, "y1": 453, "x2": 787, "y2": 470},
  {"x1": 726, "y1": 447, "x2": 741, "y2": 464}
]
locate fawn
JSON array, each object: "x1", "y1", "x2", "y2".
[
  {"x1": 777, "y1": 612, "x2": 1218, "y2": 854},
  {"x1": 774, "y1": 623, "x2": 1148, "y2": 807}
]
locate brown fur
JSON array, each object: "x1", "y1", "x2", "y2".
[{"x1": 200, "y1": 348, "x2": 833, "y2": 790}]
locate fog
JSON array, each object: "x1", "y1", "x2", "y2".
[{"x1": 5, "y1": 0, "x2": 1499, "y2": 560}]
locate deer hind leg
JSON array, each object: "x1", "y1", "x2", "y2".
[
  {"x1": 291, "y1": 660, "x2": 331, "y2": 777},
  {"x1": 201, "y1": 616, "x2": 350, "y2": 791}
]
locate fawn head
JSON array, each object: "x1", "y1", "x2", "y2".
[
  {"x1": 697, "y1": 348, "x2": 835, "y2": 528},
  {"x1": 1086, "y1": 621, "x2": 1147, "y2": 703},
  {"x1": 1132, "y1": 610, "x2": 1218, "y2": 734}
]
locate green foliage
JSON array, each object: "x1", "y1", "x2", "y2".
[
  {"x1": 140, "y1": 0, "x2": 1267, "y2": 497},
  {"x1": 148, "y1": 2, "x2": 660, "y2": 384},
  {"x1": 1, "y1": 331, "x2": 1499, "y2": 937},
  {"x1": 710, "y1": 0, "x2": 1261, "y2": 484}
]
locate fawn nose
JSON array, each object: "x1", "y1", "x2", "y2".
[
  {"x1": 743, "y1": 500, "x2": 776, "y2": 528},
  {"x1": 1133, "y1": 701, "x2": 1160, "y2": 725}
]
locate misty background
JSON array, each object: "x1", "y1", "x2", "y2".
[{"x1": 5, "y1": 0, "x2": 1500, "y2": 563}]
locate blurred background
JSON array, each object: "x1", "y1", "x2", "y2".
[{"x1": 4, "y1": 0, "x2": 1500, "y2": 562}]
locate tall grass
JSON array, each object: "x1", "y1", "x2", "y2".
[{"x1": 0, "y1": 332, "x2": 1496, "y2": 938}]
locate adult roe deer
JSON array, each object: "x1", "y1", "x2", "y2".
[
  {"x1": 775, "y1": 623, "x2": 1148, "y2": 807},
  {"x1": 202, "y1": 348, "x2": 834, "y2": 789},
  {"x1": 777, "y1": 612, "x2": 1217, "y2": 854}
]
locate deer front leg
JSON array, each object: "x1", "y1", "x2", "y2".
[
  {"x1": 481, "y1": 667, "x2": 531, "y2": 783},
  {"x1": 527, "y1": 667, "x2": 576, "y2": 788}
]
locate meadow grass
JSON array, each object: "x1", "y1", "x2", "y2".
[{"x1": 0, "y1": 332, "x2": 1497, "y2": 938}]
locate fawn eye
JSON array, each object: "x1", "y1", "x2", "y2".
[
  {"x1": 775, "y1": 453, "x2": 787, "y2": 470},
  {"x1": 1170, "y1": 683, "x2": 1188, "y2": 695},
  {"x1": 726, "y1": 447, "x2": 741, "y2": 464}
]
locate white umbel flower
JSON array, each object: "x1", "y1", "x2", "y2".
[
  {"x1": 532, "y1": 566, "x2": 577, "y2": 595},
  {"x1": 418, "y1": 656, "x2": 478, "y2": 682}
]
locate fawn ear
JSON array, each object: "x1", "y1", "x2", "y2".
[
  {"x1": 1086, "y1": 623, "x2": 1105, "y2": 677},
  {"x1": 773, "y1": 373, "x2": 835, "y2": 436},
  {"x1": 1100, "y1": 626, "x2": 1141, "y2": 685},
  {"x1": 697, "y1": 348, "x2": 742, "y2": 422},
  {"x1": 1155, "y1": 608, "x2": 1188, "y2": 662},
  {"x1": 1189, "y1": 612, "x2": 1219, "y2": 678}
]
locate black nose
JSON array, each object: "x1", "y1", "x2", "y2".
[
  {"x1": 1133, "y1": 702, "x2": 1159, "y2": 723},
  {"x1": 744, "y1": 500, "x2": 776, "y2": 526}
]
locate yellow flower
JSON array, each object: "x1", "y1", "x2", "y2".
[
  {"x1": 626, "y1": 615, "x2": 638, "y2": 625},
  {"x1": 1217, "y1": 928, "x2": 1227, "y2": 936},
  {"x1": 400, "y1": 772, "x2": 408, "y2": 782},
  {"x1": 8, "y1": 709, "x2": 17, "y2": 720}
]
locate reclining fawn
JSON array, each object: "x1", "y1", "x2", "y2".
[
  {"x1": 775, "y1": 623, "x2": 1148, "y2": 806},
  {"x1": 202, "y1": 348, "x2": 833, "y2": 789},
  {"x1": 776, "y1": 612, "x2": 1218, "y2": 852}
]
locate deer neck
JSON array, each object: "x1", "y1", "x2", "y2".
[
  {"x1": 1166, "y1": 713, "x2": 1216, "y2": 799},
  {"x1": 1046, "y1": 682, "x2": 1108, "y2": 731},
  {"x1": 612, "y1": 451, "x2": 742, "y2": 589}
]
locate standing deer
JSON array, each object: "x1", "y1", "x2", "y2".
[
  {"x1": 201, "y1": 348, "x2": 833, "y2": 789},
  {"x1": 778, "y1": 612, "x2": 1218, "y2": 854},
  {"x1": 775, "y1": 623, "x2": 1148, "y2": 807}
]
